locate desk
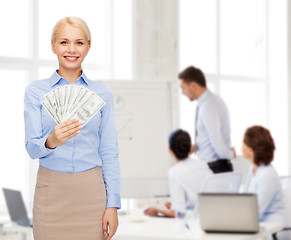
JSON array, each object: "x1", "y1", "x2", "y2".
[
  {"x1": 114, "y1": 216, "x2": 283, "y2": 240},
  {"x1": 0, "y1": 233, "x2": 20, "y2": 240},
  {"x1": 2, "y1": 225, "x2": 32, "y2": 240},
  {"x1": 1, "y1": 217, "x2": 282, "y2": 240}
]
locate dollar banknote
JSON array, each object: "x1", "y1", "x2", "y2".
[{"x1": 41, "y1": 85, "x2": 105, "y2": 126}]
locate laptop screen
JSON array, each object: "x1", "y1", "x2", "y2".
[
  {"x1": 198, "y1": 193, "x2": 260, "y2": 233},
  {"x1": 2, "y1": 188, "x2": 31, "y2": 227}
]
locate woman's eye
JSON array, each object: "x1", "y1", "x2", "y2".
[
  {"x1": 60, "y1": 41, "x2": 68, "y2": 45},
  {"x1": 77, "y1": 41, "x2": 84, "y2": 45}
]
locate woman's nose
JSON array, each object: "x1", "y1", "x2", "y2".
[{"x1": 68, "y1": 43, "x2": 76, "y2": 53}]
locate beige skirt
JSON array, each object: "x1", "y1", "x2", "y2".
[{"x1": 33, "y1": 166, "x2": 106, "y2": 240}]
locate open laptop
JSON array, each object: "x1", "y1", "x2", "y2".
[
  {"x1": 198, "y1": 193, "x2": 260, "y2": 233},
  {"x1": 2, "y1": 188, "x2": 32, "y2": 227}
]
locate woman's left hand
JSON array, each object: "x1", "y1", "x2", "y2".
[{"x1": 103, "y1": 207, "x2": 119, "y2": 240}]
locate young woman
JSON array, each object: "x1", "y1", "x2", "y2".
[
  {"x1": 242, "y1": 126, "x2": 284, "y2": 224},
  {"x1": 144, "y1": 129, "x2": 212, "y2": 217},
  {"x1": 24, "y1": 17, "x2": 120, "y2": 240}
]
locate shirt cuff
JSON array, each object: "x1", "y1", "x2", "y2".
[
  {"x1": 171, "y1": 203, "x2": 186, "y2": 214},
  {"x1": 39, "y1": 136, "x2": 55, "y2": 154},
  {"x1": 106, "y1": 193, "x2": 121, "y2": 209}
]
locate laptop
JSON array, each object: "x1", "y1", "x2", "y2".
[
  {"x1": 2, "y1": 188, "x2": 32, "y2": 227},
  {"x1": 198, "y1": 193, "x2": 260, "y2": 233}
]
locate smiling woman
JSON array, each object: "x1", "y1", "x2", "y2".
[
  {"x1": 0, "y1": 0, "x2": 131, "y2": 219},
  {"x1": 24, "y1": 17, "x2": 121, "y2": 240},
  {"x1": 51, "y1": 17, "x2": 91, "y2": 83}
]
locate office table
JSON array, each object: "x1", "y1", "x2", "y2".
[
  {"x1": 0, "y1": 233, "x2": 20, "y2": 240},
  {"x1": 2, "y1": 225, "x2": 32, "y2": 240},
  {"x1": 1, "y1": 216, "x2": 283, "y2": 240},
  {"x1": 114, "y1": 216, "x2": 283, "y2": 240}
]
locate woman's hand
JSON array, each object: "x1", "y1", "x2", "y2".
[
  {"x1": 45, "y1": 119, "x2": 82, "y2": 149},
  {"x1": 103, "y1": 207, "x2": 118, "y2": 240}
]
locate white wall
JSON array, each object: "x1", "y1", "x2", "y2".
[
  {"x1": 133, "y1": 0, "x2": 180, "y2": 129},
  {"x1": 288, "y1": 0, "x2": 291, "y2": 175}
]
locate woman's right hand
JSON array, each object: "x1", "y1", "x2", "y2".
[{"x1": 45, "y1": 119, "x2": 82, "y2": 149}]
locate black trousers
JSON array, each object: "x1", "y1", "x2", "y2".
[{"x1": 207, "y1": 159, "x2": 233, "y2": 174}]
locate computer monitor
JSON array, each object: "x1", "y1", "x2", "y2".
[
  {"x1": 198, "y1": 193, "x2": 260, "y2": 233},
  {"x1": 2, "y1": 188, "x2": 32, "y2": 227}
]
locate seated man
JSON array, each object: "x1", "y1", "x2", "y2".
[{"x1": 144, "y1": 129, "x2": 212, "y2": 217}]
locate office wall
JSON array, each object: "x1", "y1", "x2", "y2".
[{"x1": 288, "y1": 0, "x2": 291, "y2": 175}]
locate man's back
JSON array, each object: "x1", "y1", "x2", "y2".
[
  {"x1": 196, "y1": 89, "x2": 233, "y2": 162},
  {"x1": 168, "y1": 157, "x2": 212, "y2": 212},
  {"x1": 178, "y1": 65, "x2": 234, "y2": 173}
]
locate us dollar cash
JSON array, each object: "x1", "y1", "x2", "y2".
[
  {"x1": 66, "y1": 93, "x2": 105, "y2": 126},
  {"x1": 41, "y1": 85, "x2": 105, "y2": 125}
]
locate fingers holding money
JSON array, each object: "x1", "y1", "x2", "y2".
[
  {"x1": 56, "y1": 118, "x2": 82, "y2": 138},
  {"x1": 42, "y1": 85, "x2": 105, "y2": 149},
  {"x1": 59, "y1": 119, "x2": 82, "y2": 134},
  {"x1": 45, "y1": 119, "x2": 82, "y2": 149},
  {"x1": 61, "y1": 120, "x2": 83, "y2": 141}
]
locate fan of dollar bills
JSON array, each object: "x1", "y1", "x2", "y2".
[{"x1": 42, "y1": 85, "x2": 105, "y2": 126}]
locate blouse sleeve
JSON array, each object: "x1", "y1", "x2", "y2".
[
  {"x1": 98, "y1": 89, "x2": 121, "y2": 209},
  {"x1": 255, "y1": 173, "x2": 278, "y2": 219},
  {"x1": 24, "y1": 84, "x2": 55, "y2": 159}
]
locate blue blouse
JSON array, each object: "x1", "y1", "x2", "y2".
[
  {"x1": 245, "y1": 164, "x2": 284, "y2": 224},
  {"x1": 24, "y1": 70, "x2": 121, "y2": 209}
]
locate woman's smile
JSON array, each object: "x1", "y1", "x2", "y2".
[{"x1": 64, "y1": 56, "x2": 79, "y2": 62}]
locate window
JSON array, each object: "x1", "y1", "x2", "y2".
[
  {"x1": 220, "y1": 80, "x2": 267, "y2": 150},
  {"x1": 179, "y1": 0, "x2": 217, "y2": 74},
  {"x1": 0, "y1": 70, "x2": 28, "y2": 212},
  {"x1": 179, "y1": 0, "x2": 288, "y2": 175},
  {"x1": 220, "y1": 0, "x2": 266, "y2": 78},
  {"x1": 0, "y1": 0, "x2": 30, "y2": 58}
]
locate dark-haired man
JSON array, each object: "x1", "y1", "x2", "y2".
[{"x1": 178, "y1": 65, "x2": 236, "y2": 173}]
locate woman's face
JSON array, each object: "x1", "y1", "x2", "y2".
[
  {"x1": 241, "y1": 142, "x2": 254, "y2": 162},
  {"x1": 51, "y1": 23, "x2": 90, "y2": 73}
]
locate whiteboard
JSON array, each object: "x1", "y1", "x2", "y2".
[{"x1": 101, "y1": 81, "x2": 176, "y2": 198}]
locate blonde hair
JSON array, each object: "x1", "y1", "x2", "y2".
[{"x1": 51, "y1": 16, "x2": 91, "y2": 43}]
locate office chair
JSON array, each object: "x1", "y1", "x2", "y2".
[
  {"x1": 272, "y1": 176, "x2": 291, "y2": 240},
  {"x1": 200, "y1": 171, "x2": 243, "y2": 193},
  {"x1": 194, "y1": 171, "x2": 243, "y2": 218}
]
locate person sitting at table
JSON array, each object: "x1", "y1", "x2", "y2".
[
  {"x1": 144, "y1": 129, "x2": 212, "y2": 217},
  {"x1": 242, "y1": 125, "x2": 285, "y2": 224}
]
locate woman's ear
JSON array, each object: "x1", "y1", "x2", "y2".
[
  {"x1": 51, "y1": 41, "x2": 56, "y2": 54},
  {"x1": 85, "y1": 40, "x2": 91, "y2": 56},
  {"x1": 248, "y1": 148, "x2": 254, "y2": 159}
]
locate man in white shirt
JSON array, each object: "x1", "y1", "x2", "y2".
[
  {"x1": 144, "y1": 129, "x2": 212, "y2": 217},
  {"x1": 178, "y1": 66, "x2": 236, "y2": 173}
]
